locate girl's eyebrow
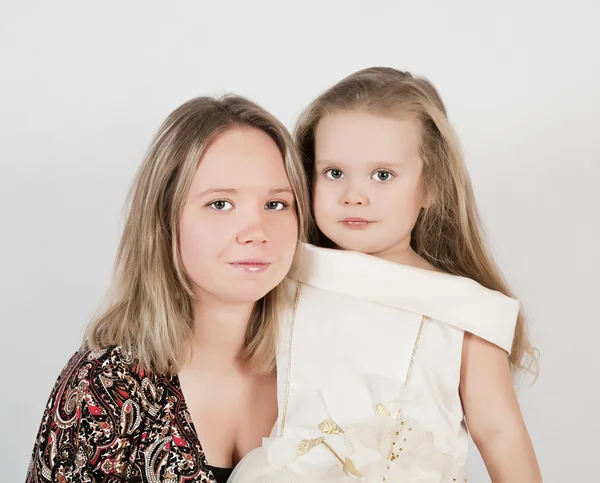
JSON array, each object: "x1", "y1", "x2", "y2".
[{"x1": 315, "y1": 159, "x2": 404, "y2": 168}]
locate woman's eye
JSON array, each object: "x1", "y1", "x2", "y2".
[
  {"x1": 372, "y1": 170, "x2": 393, "y2": 182},
  {"x1": 326, "y1": 169, "x2": 344, "y2": 180},
  {"x1": 209, "y1": 200, "x2": 233, "y2": 211},
  {"x1": 266, "y1": 201, "x2": 288, "y2": 211}
]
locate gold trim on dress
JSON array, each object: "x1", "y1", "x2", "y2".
[
  {"x1": 404, "y1": 315, "x2": 426, "y2": 386},
  {"x1": 279, "y1": 281, "x2": 302, "y2": 436},
  {"x1": 318, "y1": 418, "x2": 344, "y2": 436},
  {"x1": 376, "y1": 403, "x2": 391, "y2": 417},
  {"x1": 296, "y1": 436, "x2": 324, "y2": 456}
]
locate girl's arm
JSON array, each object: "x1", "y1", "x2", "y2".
[{"x1": 460, "y1": 332, "x2": 542, "y2": 482}]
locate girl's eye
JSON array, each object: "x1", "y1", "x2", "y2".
[
  {"x1": 326, "y1": 169, "x2": 344, "y2": 180},
  {"x1": 209, "y1": 200, "x2": 233, "y2": 211},
  {"x1": 266, "y1": 201, "x2": 288, "y2": 211},
  {"x1": 372, "y1": 170, "x2": 394, "y2": 182}
]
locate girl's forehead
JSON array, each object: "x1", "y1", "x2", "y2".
[{"x1": 314, "y1": 112, "x2": 422, "y2": 165}]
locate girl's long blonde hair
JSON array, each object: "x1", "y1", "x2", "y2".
[
  {"x1": 295, "y1": 67, "x2": 536, "y2": 374},
  {"x1": 85, "y1": 95, "x2": 310, "y2": 375}
]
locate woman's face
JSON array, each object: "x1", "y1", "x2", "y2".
[{"x1": 179, "y1": 126, "x2": 298, "y2": 307}]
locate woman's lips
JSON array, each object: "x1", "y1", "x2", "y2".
[{"x1": 229, "y1": 260, "x2": 271, "y2": 272}]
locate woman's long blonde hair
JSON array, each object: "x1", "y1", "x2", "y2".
[
  {"x1": 295, "y1": 67, "x2": 536, "y2": 374},
  {"x1": 85, "y1": 95, "x2": 310, "y2": 375}
]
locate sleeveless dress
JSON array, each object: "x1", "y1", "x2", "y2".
[{"x1": 229, "y1": 243, "x2": 519, "y2": 483}]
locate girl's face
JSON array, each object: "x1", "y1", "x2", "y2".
[
  {"x1": 312, "y1": 110, "x2": 427, "y2": 262},
  {"x1": 179, "y1": 126, "x2": 298, "y2": 307}
]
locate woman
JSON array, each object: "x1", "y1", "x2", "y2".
[{"x1": 26, "y1": 94, "x2": 310, "y2": 483}]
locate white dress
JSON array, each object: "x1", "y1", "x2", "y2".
[{"x1": 229, "y1": 243, "x2": 519, "y2": 482}]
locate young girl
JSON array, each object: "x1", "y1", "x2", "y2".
[{"x1": 229, "y1": 68, "x2": 542, "y2": 482}]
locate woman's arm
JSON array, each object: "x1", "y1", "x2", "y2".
[
  {"x1": 460, "y1": 332, "x2": 542, "y2": 482},
  {"x1": 26, "y1": 348, "x2": 143, "y2": 482}
]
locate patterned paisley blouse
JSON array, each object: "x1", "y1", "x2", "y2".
[{"x1": 26, "y1": 346, "x2": 226, "y2": 483}]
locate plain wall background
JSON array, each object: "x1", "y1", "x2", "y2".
[{"x1": 1, "y1": 0, "x2": 598, "y2": 481}]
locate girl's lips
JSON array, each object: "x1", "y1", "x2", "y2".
[{"x1": 341, "y1": 217, "x2": 373, "y2": 227}]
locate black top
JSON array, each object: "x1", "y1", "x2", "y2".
[{"x1": 206, "y1": 464, "x2": 234, "y2": 483}]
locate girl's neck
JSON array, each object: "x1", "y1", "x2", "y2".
[{"x1": 377, "y1": 246, "x2": 437, "y2": 271}]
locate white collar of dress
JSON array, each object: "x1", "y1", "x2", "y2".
[{"x1": 288, "y1": 243, "x2": 519, "y2": 354}]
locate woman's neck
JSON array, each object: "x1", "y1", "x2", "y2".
[{"x1": 190, "y1": 295, "x2": 255, "y2": 362}]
